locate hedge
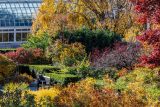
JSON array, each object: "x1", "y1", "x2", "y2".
[
  {"x1": 28, "y1": 65, "x2": 60, "y2": 74},
  {"x1": 45, "y1": 73, "x2": 81, "y2": 85},
  {"x1": 16, "y1": 65, "x2": 60, "y2": 78},
  {"x1": 55, "y1": 28, "x2": 122, "y2": 53},
  {"x1": 0, "y1": 48, "x2": 16, "y2": 53}
]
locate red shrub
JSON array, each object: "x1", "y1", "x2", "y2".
[
  {"x1": 91, "y1": 42, "x2": 141, "y2": 70},
  {"x1": 5, "y1": 48, "x2": 46, "y2": 64}
]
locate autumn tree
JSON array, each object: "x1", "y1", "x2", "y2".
[
  {"x1": 131, "y1": 0, "x2": 160, "y2": 67},
  {"x1": 69, "y1": 0, "x2": 135, "y2": 35},
  {"x1": 32, "y1": 0, "x2": 71, "y2": 35},
  {"x1": 32, "y1": 0, "x2": 55, "y2": 34},
  {"x1": 33, "y1": 0, "x2": 137, "y2": 36}
]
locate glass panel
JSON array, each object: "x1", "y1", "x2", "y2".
[
  {"x1": 16, "y1": 33, "x2": 21, "y2": 41},
  {"x1": 9, "y1": 29, "x2": 14, "y2": 31},
  {"x1": 3, "y1": 33, "x2": 9, "y2": 42},
  {"x1": 1, "y1": 21, "x2": 5, "y2": 26},
  {"x1": 0, "y1": 33, "x2": 2, "y2": 42},
  {"x1": 22, "y1": 33, "x2": 27, "y2": 41},
  {"x1": 22, "y1": 29, "x2": 30, "y2": 31},
  {"x1": 16, "y1": 29, "x2": 22, "y2": 31},
  {"x1": 6, "y1": 20, "x2": 10, "y2": 26},
  {"x1": 0, "y1": 0, "x2": 42, "y2": 27},
  {"x1": 3, "y1": 29, "x2": 8, "y2": 32},
  {"x1": 9, "y1": 33, "x2": 14, "y2": 42}
]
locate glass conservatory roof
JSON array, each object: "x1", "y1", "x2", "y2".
[{"x1": 0, "y1": 0, "x2": 42, "y2": 27}]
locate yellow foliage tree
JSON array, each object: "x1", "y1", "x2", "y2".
[
  {"x1": 33, "y1": 0, "x2": 138, "y2": 37},
  {"x1": 32, "y1": 0, "x2": 55, "y2": 34},
  {"x1": 32, "y1": 0, "x2": 69, "y2": 35},
  {"x1": 68, "y1": 0, "x2": 135, "y2": 35}
]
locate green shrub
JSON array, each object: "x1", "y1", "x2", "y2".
[
  {"x1": 47, "y1": 41, "x2": 87, "y2": 66},
  {"x1": 29, "y1": 65, "x2": 60, "y2": 74},
  {"x1": 0, "y1": 83, "x2": 28, "y2": 106},
  {"x1": 12, "y1": 73, "x2": 34, "y2": 84},
  {"x1": 0, "y1": 84, "x2": 35, "y2": 107},
  {"x1": 115, "y1": 77, "x2": 128, "y2": 91},
  {"x1": 55, "y1": 28, "x2": 122, "y2": 53},
  {"x1": 114, "y1": 67, "x2": 160, "y2": 102},
  {"x1": 67, "y1": 60, "x2": 111, "y2": 79},
  {"x1": 16, "y1": 65, "x2": 31, "y2": 75},
  {"x1": 67, "y1": 67, "x2": 108, "y2": 79},
  {"x1": 0, "y1": 54, "x2": 16, "y2": 82},
  {"x1": 17, "y1": 65, "x2": 60, "y2": 76},
  {"x1": 95, "y1": 79, "x2": 106, "y2": 87},
  {"x1": 4, "y1": 82, "x2": 29, "y2": 92},
  {"x1": 22, "y1": 32, "x2": 51, "y2": 51},
  {"x1": 0, "y1": 89, "x2": 22, "y2": 106},
  {"x1": 45, "y1": 73, "x2": 81, "y2": 85}
]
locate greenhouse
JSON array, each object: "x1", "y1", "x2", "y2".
[{"x1": 0, "y1": 0, "x2": 42, "y2": 48}]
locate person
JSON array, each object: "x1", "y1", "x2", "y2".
[{"x1": 37, "y1": 74, "x2": 46, "y2": 88}]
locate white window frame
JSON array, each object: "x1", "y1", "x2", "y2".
[{"x1": 0, "y1": 26, "x2": 30, "y2": 44}]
